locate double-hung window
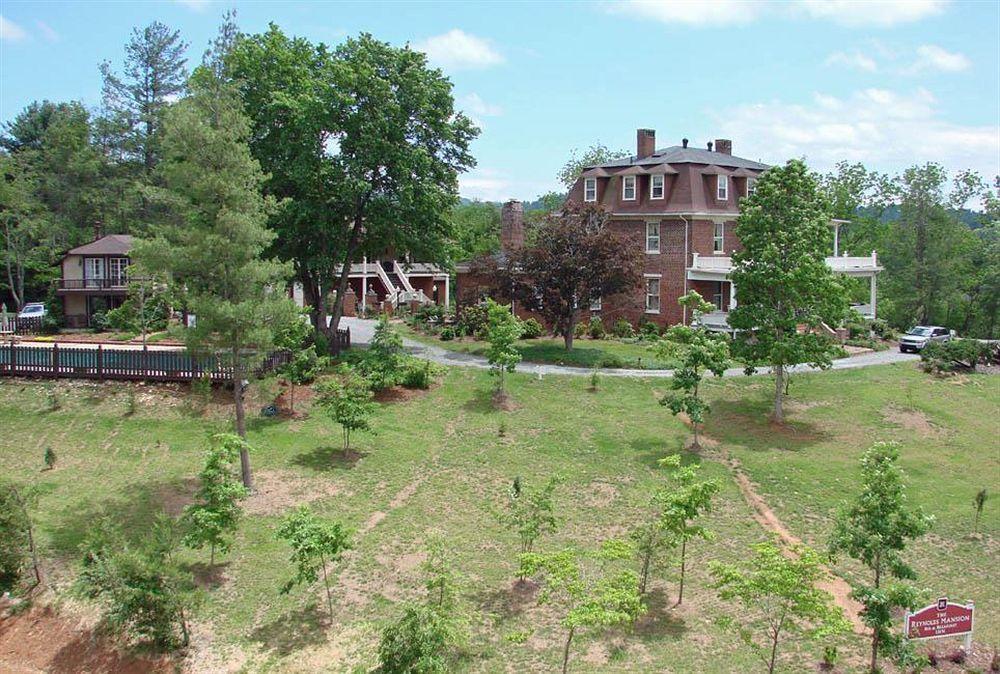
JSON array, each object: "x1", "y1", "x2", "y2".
[
  {"x1": 713, "y1": 222, "x2": 725, "y2": 253},
  {"x1": 590, "y1": 296, "x2": 602, "y2": 311},
  {"x1": 584, "y1": 177, "x2": 597, "y2": 202},
  {"x1": 746, "y1": 178, "x2": 756, "y2": 197},
  {"x1": 622, "y1": 175, "x2": 636, "y2": 201},
  {"x1": 717, "y1": 175, "x2": 728, "y2": 200},
  {"x1": 646, "y1": 222, "x2": 660, "y2": 254},
  {"x1": 650, "y1": 174, "x2": 665, "y2": 200},
  {"x1": 645, "y1": 276, "x2": 660, "y2": 313}
]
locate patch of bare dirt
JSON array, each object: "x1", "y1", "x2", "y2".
[
  {"x1": 582, "y1": 641, "x2": 609, "y2": 665},
  {"x1": 722, "y1": 452, "x2": 866, "y2": 633},
  {"x1": 375, "y1": 385, "x2": 429, "y2": 404},
  {"x1": 155, "y1": 477, "x2": 200, "y2": 517},
  {"x1": 492, "y1": 392, "x2": 522, "y2": 412},
  {"x1": 274, "y1": 382, "x2": 315, "y2": 418},
  {"x1": 0, "y1": 604, "x2": 174, "y2": 674},
  {"x1": 583, "y1": 480, "x2": 619, "y2": 508},
  {"x1": 784, "y1": 399, "x2": 829, "y2": 413},
  {"x1": 243, "y1": 469, "x2": 343, "y2": 516},
  {"x1": 882, "y1": 405, "x2": 943, "y2": 438},
  {"x1": 359, "y1": 474, "x2": 426, "y2": 534}
]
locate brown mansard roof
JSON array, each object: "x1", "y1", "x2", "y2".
[
  {"x1": 66, "y1": 234, "x2": 134, "y2": 256},
  {"x1": 585, "y1": 145, "x2": 768, "y2": 172}
]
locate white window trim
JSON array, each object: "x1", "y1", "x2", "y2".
[
  {"x1": 584, "y1": 177, "x2": 597, "y2": 203},
  {"x1": 622, "y1": 175, "x2": 636, "y2": 201},
  {"x1": 590, "y1": 296, "x2": 602, "y2": 311},
  {"x1": 644, "y1": 274, "x2": 661, "y2": 314},
  {"x1": 717, "y1": 175, "x2": 728, "y2": 200},
  {"x1": 645, "y1": 222, "x2": 660, "y2": 254},
  {"x1": 650, "y1": 174, "x2": 665, "y2": 200},
  {"x1": 746, "y1": 177, "x2": 756, "y2": 197},
  {"x1": 713, "y1": 222, "x2": 725, "y2": 254}
]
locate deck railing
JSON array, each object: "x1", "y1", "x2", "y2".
[
  {"x1": 0, "y1": 329, "x2": 350, "y2": 382},
  {"x1": 55, "y1": 278, "x2": 129, "y2": 291}
]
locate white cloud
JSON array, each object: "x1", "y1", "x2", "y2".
[
  {"x1": 606, "y1": 0, "x2": 764, "y2": 26},
  {"x1": 0, "y1": 15, "x2": 28, "y2": 42},
  {"x1": 712, "y1": 88, "x2": 999, "y2": 180},
  {"x1": 459, "y1": 168, "x2": 513, "y2": 201},
  {"x1": 605, "y1": 0, "x2": 949, "y2": 27},
  {"x1": 174, "y1": 0, "x2": 211, "y2": 12},
  {"x1": 796, "y1": 0, "x2": 948, "y2": 26},
  {"x1": 35, "y1": 20, "x2": 58, "y2": 42},
  {"x1": 413, "y1": 30, "x2": 504, "y2": 70},
  {"x1": 460, "y1": 93, "x2": 502, "y2": 117},
  {"x1": 824, "y1": 50, "x2": 878, "y2": 73},
  {"x1": 903, "y1": 44, "x2": 971, "y2": 74}
]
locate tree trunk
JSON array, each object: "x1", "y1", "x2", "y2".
[
  {"x1": 321, "y1": 553, "x2": 334, "y2": 619},
  {"x1": 773, "y1": 364, "x2": 785, "y2": 423},
  {"x1": 870, "y1": 558, "x2": 881, "y2": 673},
  {"x1": 677, "y1": 539, "x2": 687, "y2": 606},
  {"x1": 692, "y1": 422, "x2": 701, "y2": 450},
  {"x1": 768, "y1": 627, "x2": 780, "y2": 674},
  {"x1": 327, "y1": 212, "x2": 365, "y2": 336},
  {"x1": 178, "y1": 604, "x2": 190, "y2": 647},
  {"x1": 210, "y1": 541, "x2": 216, "y2": 567},
  {"x1": 564, "y1": 309, "x2": 578, "y2": 351},
  {"x1": 231, "y1": 358, "x2": 252, "y2": 490},
  {"x1": 562, "y1": 626, "x2": 575, "y2": 674},
  {"x1": 639, "y1": 548, "x2": 652, "y2": 595}
]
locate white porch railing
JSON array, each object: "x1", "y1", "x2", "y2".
[
  {"x1": 689, "y1": 254, "x2": 733, "y2": 272},
  {"x1": 688, "y1": 251, "x2": 880, "y2": 276},
  {"x1": 372, "y1": 262, "x2": 399, "y2": 307},
  {"x1": 392, "y1": 260, "x2": 417, "y2": 294},
  {"x1": 695, "y1": 310, "x2": 733, "y2": 332}
]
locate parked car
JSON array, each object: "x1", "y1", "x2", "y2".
[
  {"x1": 17, "y1": 302, "x2": 47, "y2": 319},
  {"x1": 899, "y1": 325, "x2": 954, "y2": 353}
]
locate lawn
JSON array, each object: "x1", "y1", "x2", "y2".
[
  {"x1": 0, "y1": 362, "x2": 996, "y2": 673},
  {"x1": 398, "y1": 322, "x2": 681, "y2": 369}
]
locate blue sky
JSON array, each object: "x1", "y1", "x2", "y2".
[{"x1": 1, "y1": 0, "x2": 998, "y2": 201}]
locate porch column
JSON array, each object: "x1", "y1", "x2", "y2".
[
  {"x1": 729, "y1": 281, "x2": 737, "y2": 310},
  {"x1": 444, "y1": 276, "x2": 450, "y2": 309},
  {"x1": 869, "y1": 273, "x2": 877, "y2": 320},
  {"x1": 833, "y1": 223, "x2": 840, "y2": 257},
  {"x1": 361, "y1": 256, "x2": 368, "y2": 317}
]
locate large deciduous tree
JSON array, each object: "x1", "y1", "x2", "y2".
[
  {"x1": 728, "y1": 159, "x2": 849, "y2": 423},
  {"x1": 500, "y1": 202, "x2": 643, "y2": 350},
  {"x1": 100, "y1": 21, "x2": 189, "y2": 173},
  {"x1": 556, "y1": 144, "x2": 628, "y2": 191},
  {"x1": 828, "y1": 442, "x2": 933, "y2": 674},
  {"x1": 228, "y1": 29, "x2": 477, "y2": 337},
  {"x1": 132, "y1": 65, "x2": 297, "y2": 489}
]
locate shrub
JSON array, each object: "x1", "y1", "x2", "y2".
[
  {"x1": 597, "y1": 354, "x2": 626, "y2": 369},
  {"x1": 44, "y1": 447, "x2": 56, "y2": 471},
  {"x1": 40, "y1": 314, "x2": 61, "y2": 335},
  {"x1": 921, "y1": 339, "x2": 992, "y2": 373},
  {"x1": 401, "y1": 359, "x2": 437, "y2": 390},
  {"x1": 947, "y1": 649, "x2": 967, "y2": 664},
  {"x1": 457, "y1": 303, "x2": 490, "y2": 340},
  {"x1": 439, "y1": 326, "x2": 456, "y2": 341},
  {"x1": 378, "y1": 603, "x2": 460, "y2": 673},
  {"x1": 612, "y1": 318, "x2": 634, "y2": 339},
  {"x1": 821, "y1": 645, "x2": 839, "y2": 670},
  {"x1": 414, "y1": 304, "x2": 446, "y2": 325},
  {"x1": 639, "y1": 318, "x2": 660, "y2": 339},
  {"x1": 359, "y1": 317, "x2": 406, "y2": 391},
  {"x1": 573, "y1": 321, "x2": 587, "y2": 338},
  {"x1": 587, "y1": 316, "x2": 605, "y2": 339},
  {"x1": 90, "y1": 310, "x2": 111, "y2": 333},
  {"x1": 521, "y1": 318, "x2": 543, "y2": 339}
]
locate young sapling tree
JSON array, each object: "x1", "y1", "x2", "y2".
[
  {"x1": 828, "y1": 441, "x2": 933, "y2": 673},
  {"x1": 519, "y1": 539, "x2": 644, "y2": 674},
  {"x1": 658, "y1": 291, "x2": 730, "y2": 449},
  {"x1": 492, "y1": 475, "x2": 560, "y2": 576},
  {"x1": 43, "y1": 447, "x2": 56, "y2": 471},
  {"x1": 657, "y1": 455, "x2": 719, "y2": 605},
  {"x1": 710, "y1": 542, "x2": 850, "y2": 674},
  {"x1": 276, "y1": 506, "x2": 351, "y2": 619},
  {"x1": 315, "y1": 368, "x2": 377, "y2": 455},
  {"x1": 484, "y1": 299, "x2": 523, "y2": 401},
  {"x1": 0, "y1": 481, "x2": 42, "y2": 592},
  {"x1": 974, "y1": 488, "x2": 988, "y2": 534},
  {"x1": 181, "y1": 434, "x2": 250, "y2": 566}
]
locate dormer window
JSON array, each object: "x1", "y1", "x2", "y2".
[
  {"x1": 717, "y1": 175, "x2": 728, "y2": 200},
  {"x1": 650, "y1": 174, "x2": 665, "y2": 200},
  {"x1": 584, "y1": 177, "x2": 597, "y2": 202},
  {"x1": 622, "y1": 175, "x2": 636, "y2": 201}
]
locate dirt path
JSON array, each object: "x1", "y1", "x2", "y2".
[{"x1": 718, "y1": 448, "x2": 867, "y2": 633}]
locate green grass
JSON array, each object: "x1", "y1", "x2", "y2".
[
  {"x1": 399, "y1": 322, "x2": 680, "y2": 369},
  {"x1": 0, "y1": 363, "x2": 996, "y2": 672}
]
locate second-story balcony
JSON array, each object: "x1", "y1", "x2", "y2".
[
  {"x1": 687, "y1": 251, "x2": 880, "y2": 280},
  {"x1": 55, "y1": 278, "x2": 129, "y2": 292}
]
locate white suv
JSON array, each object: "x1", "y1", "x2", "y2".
[
  {"x1": 17, "y1": 302, "x2": 47, "y2": 319},
  {"x1": 899, "y1": 325, "x2": 953, "y2": 353}
]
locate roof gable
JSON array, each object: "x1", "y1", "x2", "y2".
[{"x1": 66, "y1": 234, "x2": 134, "y2": 256}]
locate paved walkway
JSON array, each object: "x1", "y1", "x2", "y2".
[{"x1": 341, "y1": 317, "x2": 919, "y2": 378}]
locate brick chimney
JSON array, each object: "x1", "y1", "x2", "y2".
[
  {"x1": 637, "y1": 128, "x2": 655, "y2": 159},
  {"x1": 500, "y1": 199, "x2": 524, "y2": 253},
  {"x1": 715, "y1": 139, "x2": 732, "y2": 155},
  {"x1": 93, "y1": 220, "x2": 103, "y2": 241}
]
